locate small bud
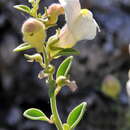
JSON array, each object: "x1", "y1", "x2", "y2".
[
  {"x1": 101, "y1": 75, "x2": 121, "y2": 99},
  {"x1": 38, "y1": 70, "x2": 48, "y2": 79},
  {"x1": 45, "y1": 65, "x2": 55, "y2": 74},
  {"x1": 24, "y1": 53, "x2": 43, "y2": 64},
  {"x1": 22, "y1": 18, "x2": 46, "y2": 52},
  {"x1": 50, "y1": 115, "x2": 54, "y2": 124},
  {"x1": 56, "y1": 76, "x2": 66, "y2": 87},
  {"x1": 46, "y1": 4, "x2": 64, "y2": 25},
  {"x1": 47, "y1": 4, "x2": 64, "y2": 16}
]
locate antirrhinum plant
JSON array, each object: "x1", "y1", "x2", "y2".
[{"x1": 13, "y1": 0, "x2": 100, "y2": 130}]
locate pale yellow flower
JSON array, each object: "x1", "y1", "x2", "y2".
[
  {"x1": 57, "y1": 0, "x2": 100, "y2": 48},
  {"x1": 22, "y1": 18, "x2": 46, "y2": 52}
]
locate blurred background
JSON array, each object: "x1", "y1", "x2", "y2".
[{"x1": 0, "y1": 0, "x2": 130, "y2": 130}]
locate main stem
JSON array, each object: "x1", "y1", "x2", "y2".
[
  {"x1": 42, "y1": 46, "x2": 63, "y2": 130},
  {"x1": 50, "y1": 94, "x2": 63, "y2": 130}
]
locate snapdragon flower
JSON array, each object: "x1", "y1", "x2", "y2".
[{"x1": 56, "y1": 0, "x2": 100, "y2": 48}]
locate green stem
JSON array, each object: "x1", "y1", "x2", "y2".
[
  {"x1": 48, "y1": 75, "x2": 63, "y2": 130},
  {"x1": 42, "y1": 46, "x2": 63, "y2": 130},
  {"x1": 50, "y1": 94, "x2": 63, "y2": 130},
  {"x1": 42, "y1": 45, "x2": 49, "y2": 68}
]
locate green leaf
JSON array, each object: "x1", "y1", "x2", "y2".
[
  {"x1": 67, "y1": 102, "x2": 87, "y2": 129},
  {"x1": 23, "y1": 108, "x2": 50, "y2": 122},
  {"x1": 56, "y1": 56, "x2": 73, "y2": 78},
  {"x1": 54, "y1": 48, "x2": 80, "y2": 57},
  {"x1": 14, "y1": 5, "x2": 31, "y2": 14},
  {"x1": 13, "y1": 43, "x2": 32, "y2": 52}
]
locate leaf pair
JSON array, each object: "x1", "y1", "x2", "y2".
[{"x1": 23, "y1": 102, "x2": 87, "y2": 129}]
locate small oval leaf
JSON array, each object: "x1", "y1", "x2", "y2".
[
  {"x1": 54, "y1": 48, "x2": 80, "y2": 57},
  {"x1": 67, "y1": 102, "x2": 87, "y2": 129},
  {"x1": 13, "y1": 43, "x2": 32, "y2": 52},
  {"x1": 56, "y1": 56, "x2": 73, "y2": 78},
  {"x1": 23, "y1": 108, "x2": 49, "y2": 122},
  {"x1": 14, "y1": 5, "x2": 31, "y2": 14}
]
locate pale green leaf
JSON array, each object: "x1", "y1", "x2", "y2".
[
  {"x1": 56, "y1": 56, "x2": 73, "y2": 78},
  {"x1": 13, "y1": 43, "x2": 32, "y2": 52},
  {"x1": 67, "y1": 102, "x2": 87, "y2": 129},
  {"x1": 54, "y1": 48, "x2": 80, "y2": 57},
  {"x1": 14, "y1": 5, "x2": 31, "y2": 14},
  {"x1": 23, "y1": 108, "x2": 49, "y2": 122}
]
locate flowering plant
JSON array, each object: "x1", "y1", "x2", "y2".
[{"x1": 13, "y1": 0, "x2": 99, "y2": 129}]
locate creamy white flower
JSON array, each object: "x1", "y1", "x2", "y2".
[
  {"x1": 127, "y1": 80, "x2": 130, "y2": 96},
  {"x1": 57, "y1": 0, "x2": 100, "y2": 48},
  {"x1": 127, "y1": 70, "x2": 130, "y2": 97}
]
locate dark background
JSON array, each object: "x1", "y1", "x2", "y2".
[{"x1": 0, "y1": 0, "x2": 130, "y2": 130}]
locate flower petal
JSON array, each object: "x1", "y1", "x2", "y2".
[
  {"x1": 71, "y1": 14, "x2": 100, "y2": 41},
  {"x1": 59, "y1": 0, "x2": 81, "y2": 26},
  {"x1": 58, "y1": 25, "x2": 76, "y2": 48}
]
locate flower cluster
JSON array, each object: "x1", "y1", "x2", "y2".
[{"x1": 14, "y1": 0, "x2": 100, "y2": 58}]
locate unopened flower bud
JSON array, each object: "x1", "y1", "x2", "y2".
[
  {"x1": 46, "y1": 4, "x2": 64, "y2": 25},
  {"x1": 55, "y1": 77, "x2": 78, "y2": 95},
  {"x1": 101, "y1": 75, "x2": 121, "y2": 99},
  {"x1": 24, "y1": 53, "x2": 43, "y2": 64},
  {"x1": 56, "y1": 76, "x2": 66, "y2": 87},
  {"x1": 38, "y1": 70, "x2": 48, "y2": 79},
  {"x1": 22, "y1": 18, "x2": 46, "y2": 52},
  {"x1": 45, "y1": 65, "x2": 55, "y2": 74},
  {"x1": 47, "y1": 4, "x2": 64, "y2": 16},
  {"x1": 50, "y1": 115, "x2": 54, "y2": 124}
]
